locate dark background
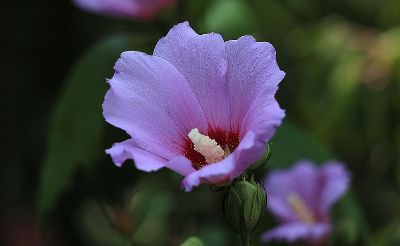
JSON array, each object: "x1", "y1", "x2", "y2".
[{"x1": 2, "y1": 0, "x2": 400, "y2": 245}]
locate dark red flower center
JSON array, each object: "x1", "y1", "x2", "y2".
[{"x1": 183, "y1": 127, "x2": 240, "y2": 170}]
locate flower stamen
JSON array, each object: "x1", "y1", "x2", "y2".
[
  {"x1": 188, "y1": 128, "x2": 225, "y2": 164},
  {"x1": 287, "y1": 192, "x2": 316, "y2": 224}
]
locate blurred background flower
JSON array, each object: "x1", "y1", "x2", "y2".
[
  {"x1": 73, "y1": 0, "x2": 175, "y2": 21},
  {"x1": 262, "y1": 160, "x2": 350, "y2": 245}
]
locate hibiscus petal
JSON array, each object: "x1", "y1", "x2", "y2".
[
  {"x1": 265, "y1": 168, "x2": 297, "y2": 221},
  {"x1": 225, "y1": 36, "x2": 285, "y2": 133},
  {"x1": 103, "y1": 51, "x2": 207, "y2": 161},
  {"x1": 74, "y1": 0, "x2": 135, "y2": 16},
  {"x1": 241, "y1": 92, "x2": 285, "y2": 142},
  {"x1": 106, "y1": 139, "x2": 165, "y2": 171},
  {"x1": 73, "y1": 0, "x2": 174, "y2": 20},
  {"x1": 181, "y1": 131, "x2": 266, "y2": 191},
  {"x1": 261, "y1": 222, "x2": 331, "y2": 242},
  {"x1": 153, "y1": 22, "x2": 231, "y2": 131},
  {"x1": 289, "y1": 161, "x2": 321, "y2": 211},
  {"x1": 181, "y1": 154, "x2": 235, "y2": 191},
  {"x1": 106, "y1": 139, "x2": 195, "y2": 175},
  {"x1": 319, "y1": 161, "x2": 350, "y2": 212},
  {"x1": 265, "y1": 161, "x2": 320, "y2": 221}
]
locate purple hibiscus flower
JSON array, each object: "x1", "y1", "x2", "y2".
[
  {"x1": 102, "y1": 22, "x2": 285, "y2": 191},
  {"x1": 262, "y1": 160, "x2": 350, "y2": 245},
  {"x1": 73, "y1": 0, "x2": 175, "y2": 20}
]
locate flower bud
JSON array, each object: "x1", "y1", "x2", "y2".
[{"x1": 223, "y1": 176, "x2": 267, "y2": 234}]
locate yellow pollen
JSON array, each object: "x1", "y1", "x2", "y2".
[
  {"x1": 287, "y1": 192, "x2": 316, "y2": 224},
  {"x1": 188, "y1": 128, "x2": 225, "y2": 163}
]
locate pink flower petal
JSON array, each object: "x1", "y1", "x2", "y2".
[
  {"x1": 262, "y1": 222, "x2": 331, "y2": 242},
  {"x1": 319, "y1": 161, "x2": 351, "y2": 212},
  {"x1": 106, "y1": 139, "x2": 195, "y2": 175},
  {"x1": 225, "y1": 36, "x2": 285, "y2": 133},
  {"x1": 154, "y1": 22, "x2": 231, "y2": 132},
  {"x1": 265, "y1": 161, "x2": 320, "y2": 222},
  {"x1": 103, "y1": 51, "x2": 207, "y2": 161},
  {"x1": 73, "y1": 0, "x2": 174, "y2": 20}
]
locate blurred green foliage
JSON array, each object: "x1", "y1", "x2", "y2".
[
  {"x1": 78, "y1": 174, "x2": 174, "y2": 245},
  {"x1": 37, "y1": 34, "x2": 135, "y2": 221},
  {"x1": 3, "y1": 0, "x2": 400, "y2": 245},
  {"x1": 267, "y1": 122, "x2": 333, "y2": 169},
  {"x1": 180, "y1": 237, "x2": 205, "y2": 246}
]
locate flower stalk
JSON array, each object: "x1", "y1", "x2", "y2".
[{"x1": 239, "y1": 233, "x2": 251, "y2": 246}]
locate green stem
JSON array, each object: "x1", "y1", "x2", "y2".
[{"x1": 239, "y1": 233, "x2": 250, "y2": 246}]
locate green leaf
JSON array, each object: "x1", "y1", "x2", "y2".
[
  {"x1": 131, "y1": 188, "x2": 174, "y2": 245},
  {"x1": 369, "y1": 222, "x2": 400, "y2": 246},
  {"x1": 77, "y1": 185, "x2": 173, "y2": 246},
  {"x1": 78, "y1": 200, "x2": 130, "y2": 246},
  {"x1": 268, "y1": 121, "x2": 333, "y2": 168},
  {"x1": 331, "y1": 192, "x2": 369, "y2": 245},
  {"x1": 203, "y1": 0, "x2": 257, "y2": 39},
  {"x1": 37, "y1": 34, "x2": 135, "y2": 220},
  {"x1": 198, "y1": 225, "x2": 228, "y2": 246},
  {"x1": 180, "y1": 237, "x2": 204, "y2": 246}
]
